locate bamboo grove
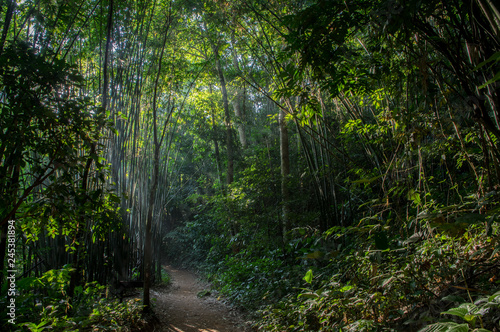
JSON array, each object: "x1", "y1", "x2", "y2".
[{"x1": 1, "y1": 0, "x2": 500, "y2": 330}]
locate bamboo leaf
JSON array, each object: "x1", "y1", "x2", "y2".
[
  {"x1": 474, "y1": 51, "x2": 500, "y2": 70},
  {"x1": 298, "y1": 292, "x2": 319, "y2": 299},
  {"x1": 479, "y1": 71, "x2": 500, "y2": 89}
]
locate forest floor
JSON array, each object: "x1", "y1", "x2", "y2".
[{"x1": 149, "y1": 265, "x2": 253, "y2": 332}]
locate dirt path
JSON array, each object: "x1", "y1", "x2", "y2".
[{"x1": 152, "y1": 265, "x2": 252, "y2": 332}]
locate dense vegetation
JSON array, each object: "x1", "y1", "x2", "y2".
[{"x1": 1, "y1": 0, "x2": 500, "y2": 331}]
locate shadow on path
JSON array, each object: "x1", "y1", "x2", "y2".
[{"x1": 153, "y1": 265, "x2": 251, "y2": 332}]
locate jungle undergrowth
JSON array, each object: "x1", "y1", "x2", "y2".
[{"x1": 166, "y1": 210, "x2": 500, "y2": 332}]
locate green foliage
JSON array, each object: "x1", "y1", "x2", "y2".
[
  {"x1": 255, "y1": 220, "x2": 500, "y2": 331},
  {"x1": 303, "y1": 269, "x2": 313, "y2": 284},
  {"x1": 441, "y1": 303, "x2": 484, "y2": 327},
  {"x1": 0, "y1": 266, "x2": 146, "y2": 331},
  {"x1": 86, "y1": 298, "x2": 146, "y2": 332},
  {"x1": 476, "y1": 51, "x2": 500, "y2": 89},
  {"x1": 212, "y1": 253, "x2": 285, "y2": 308},
  {"x1": 419, "y1": 292, "x2": 500, "y2": 332},
  {"x1": 2, "y1": 0, "x2": 499, "y2": 331},
  {"x1": 160, "y1": 267, "x2": 171, "y2": 286},
  {"x1": 419, "y1": 322, "x2": 475, "y2": 332}
]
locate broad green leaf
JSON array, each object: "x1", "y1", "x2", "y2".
[
  {"x1": 303, "y1": 269, "x2": 313, "y2": 284},
  {"x1": 448, "y1": 324, "x2": 471, "y2": 332},
  {"x1": 419, "y1": 322, "x2": 471, "y2": 332},
  {"x1": 408, "y1": 189, "x2": 421, "y2": 205},
  {"x1": 441, "y1": 307, "x2": 468, "y2": 319},
  {"x1": 488, "y1": 291, "x2": 500, "y2": 302},
  {"x1": 418, "y1": 323, "x2": 455, "y2": 332}
]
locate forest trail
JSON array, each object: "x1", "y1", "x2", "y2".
[{"x1": 152, "y1": 265, "x2": 251, "y2": 332}]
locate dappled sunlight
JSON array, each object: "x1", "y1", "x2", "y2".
[
  {"x1": 154, "y1": 265, "x2": 249, "y2": 331},
  {"x1": 164, "y1": 323, "x2": 220, "y2": 332},
  {"x1": 3, "y1": 0, "x2": 499, "y2": 331}
]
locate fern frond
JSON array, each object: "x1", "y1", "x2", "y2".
[{"x1": 418, "y1": 322, "x2": 470, "y2": 332}]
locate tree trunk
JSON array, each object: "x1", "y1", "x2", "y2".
[
  {"x1": 212, "y1": 42, "x2": 234, "y2": 185},
  {"x1": 210, "y1": 85, "x2": 224, "y2": 189},
  {"x1": 144, "y1": 21, "x2": 169, "y2": 311},
  {"x1": 0, "y1": 0, "x2": 15, "y2": 56},
  {"x1": 231, "y1": 31, "x2": 247, "y2": 149},
  {"x1": 67, "y1": 0, "x2": 113, "y2": 301},
  {"x1": 143, "y1": 144, "x2": 158, "y2": 310},
  {"x1": 279, "y1": 108, "x2": 290, "y2": 240}
]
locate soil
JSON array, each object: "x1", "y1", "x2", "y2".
[{"x1": 151, "y1": 265, "x2": 253, "y2": 332}]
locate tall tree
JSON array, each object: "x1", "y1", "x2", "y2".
[
  {"x1": 231, "y1": 29, "x2": 247, "y2": 149},
  {"x1": 143, "y1": 3, "x2": 172, "y2": 310},
  {"x1": 279, "y1": 108, "x2": 290, "y2": 239},
  {"x1": 211, "y1": 37, "x2": 234, "y2": 185}
]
